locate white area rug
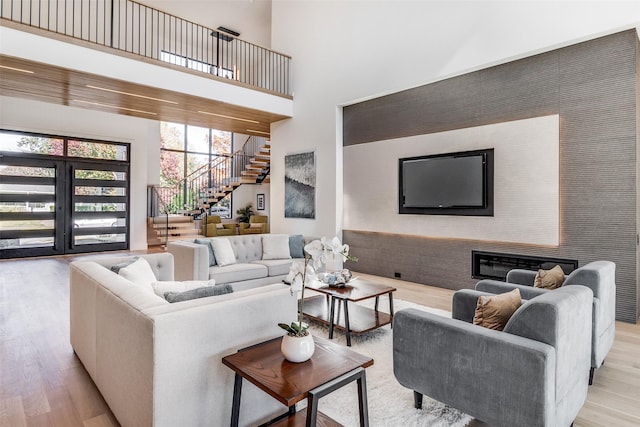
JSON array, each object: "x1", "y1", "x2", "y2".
[{"x1": 306, "y1": 298, "x2": 473, "y2": 427}]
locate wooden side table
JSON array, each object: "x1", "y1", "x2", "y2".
[{"x1": 222, "y1": 335, "x2": 374, "y2": 427}]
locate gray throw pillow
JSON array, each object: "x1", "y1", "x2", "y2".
[
  {"x1": 109, "y1": 257, "x2": 139, "y2": 274},
  {"x1": 164, "y1": 284, "x2": 233, "y2": 303},
  {"x1": 289, "y1": 234, "x2": 305, "y2": 258},
  {"x1": 194, "y1": 238, "x2": 216, "y2": 266}
]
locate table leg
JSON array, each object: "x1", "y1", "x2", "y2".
[
  {"x1": 307, "y1": 368, "x2": 369, "y2": 427},
  {"x1": 306, "y1": 396, "x2": 319, "y2": 427},
  {"x1": 357, "y1": 372, "x2": 370, "y2": 427},
  {"x1": 344, "y1": 300, "x2": 352, "y2": 347},
  {"x1": 374, "y1": 296, "x2": 379, "y2": 311},
  {"x1": 329, "y1": 296, "x2": 336, "y2": 339},
  {"x1": 230, "y1": 373, "x2": 242, "y2": 427},
  {"x1": 389, "y1": 292, "x2": 394, "y2": 328}
]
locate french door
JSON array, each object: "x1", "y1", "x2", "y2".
[{"x1": 0, "y1": 153, "x2": 130, "y2": 258}]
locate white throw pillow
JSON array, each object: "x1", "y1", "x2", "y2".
[
  {"x1": 262, "y1": 234, "x2": 293, "y2": 260},
  {"x1": 118, "y1": 257, "x2": 156, "y2": 293},
  {"x1": 151, "y1": 279, "x2": 217, "y2": 298},
  {"x1": 210, "y1": 238, "x2": 237, "y2": 266}
]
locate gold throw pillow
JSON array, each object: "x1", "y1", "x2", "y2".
[
  {"x1": 533, "y1": 265, "x2": 565, "y2": 290},
  {"x1": 473, "y1": 289, "x2": 522, "y2": 331}
]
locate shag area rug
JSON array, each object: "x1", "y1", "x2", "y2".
[{"x1": 305, "y1": 298, "x2": 473, "y2": 427}]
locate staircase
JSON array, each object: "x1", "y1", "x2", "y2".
[
  {"x1": 147, "y1": 136, "x2": 270, "y2": 247},
  {"x1": 147, "y1": 216, "x2": 200, "y2": 246},
  {"x1": 195, "y1": 137, "x2": 270, "y2": 210}
]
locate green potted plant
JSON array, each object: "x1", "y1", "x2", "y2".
[{"x1": 236, "y1": 203, "x2": 254, "y2": 223}]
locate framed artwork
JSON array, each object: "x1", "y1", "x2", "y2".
[
  {"x1": 257, "y1": 193, "x2": 265, "y2": 210},
  {"x1": 284, "y1": 151, "x2": 316, "y2": 219}
]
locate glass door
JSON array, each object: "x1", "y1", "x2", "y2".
[
  {"x1": 0, "y1": 155, "x2": 65, "y2": 258},
  {"x1": 67, "y1": 160, "x2": 129, "y2": 253},
  {"x1": 0, "y1": 155, "x2": 130, "y2": 258}
]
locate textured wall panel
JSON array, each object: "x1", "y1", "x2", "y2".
[{"x1": 343, "y1": 29, "x2": 638, "y2": 322}]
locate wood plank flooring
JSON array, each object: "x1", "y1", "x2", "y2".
[{"x1": 1, "y1": 254, "x2": 638, "y2": 426}]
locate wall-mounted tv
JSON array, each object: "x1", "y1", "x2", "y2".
[{"x1": 399, "y1": 148, "x2": 494, "y2": 216}]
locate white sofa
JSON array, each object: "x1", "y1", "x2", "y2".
[
  {"x1": 69, "y1": 252, "x2": 297, "y2": 427},
  {"x1": 167, "y1": 234, "x2": 305, "y2": 292}
]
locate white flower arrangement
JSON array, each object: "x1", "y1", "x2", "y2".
[{"x1": 279, "y1": 236, "x2": 357, "y2": 337}]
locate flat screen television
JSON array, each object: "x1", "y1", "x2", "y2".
[{"x1": 398, "y1": 148, "x2": 494, "y2": 216}]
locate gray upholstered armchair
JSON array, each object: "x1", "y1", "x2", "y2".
[
  {"x1": 475, "y1": 260, "x2": 615, "y2": 384},
  {"x1": 393, "y1": 286, "x2": 593, "y2": 427}
]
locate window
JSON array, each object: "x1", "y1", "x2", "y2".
[
  {"x1": 159, "y1": 123, "x2": 232, "y2": 218},
  {"x1": 160, "y1": 51, "x2": 235, "y2": 79}
]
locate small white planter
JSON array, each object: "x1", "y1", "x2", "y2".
[{"x1": 281, "y1": 334, "x2": 315, "y2": 363}]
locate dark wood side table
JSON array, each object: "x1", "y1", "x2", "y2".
[
  {"x1": 303, "y1": 280, "x2": 396, "y2": 346},
  {"x1": 222, "y1": 335, "x2": 374, "y2": 427}
]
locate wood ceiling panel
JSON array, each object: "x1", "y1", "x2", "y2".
[{"x1": 0, "y1": 54, "x2": 288, "y2": 136}]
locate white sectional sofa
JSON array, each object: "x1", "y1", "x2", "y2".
[
  {"x1": 167, "y1": 234, "x2": 306, "y2": 292},
  {"x1": 69, "y1": 252, "x2": 297, "y2": 427}
]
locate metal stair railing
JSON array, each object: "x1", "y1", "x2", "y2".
[
  {"x1": 148, "y1": 135, "x2": 269, "y2": 240},
  {"x1": 1, "y1": 0, "x2": 291, "y2": 96}
]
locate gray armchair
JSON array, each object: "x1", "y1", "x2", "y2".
[
  {"x1": 393, "y1": 286, "x2": 593, "y2": 427},
  {"x1": 475, "y1": 260, "x2": 615, "y2": 384}
]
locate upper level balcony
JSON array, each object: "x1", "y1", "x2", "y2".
[{"x1": 0, "y1": 0, "x2": 292, "y2": 135}]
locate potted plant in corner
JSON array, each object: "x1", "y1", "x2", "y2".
[
  {"x1": 279, "y1": 237, "x2": 356, "y2": 363},
  {"x1": 236, "y1": 203, "x2": 254, "y2": 223}
]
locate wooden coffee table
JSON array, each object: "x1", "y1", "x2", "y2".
[
  {"x1": 222, "y1": 335, "x2": 373, "y2": 427},
  {"x1": 303, "y1": 279, "x2": 396, "y2": 346}
]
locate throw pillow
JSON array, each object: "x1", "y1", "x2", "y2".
[
  {"x1": 117, "y1": 257, "x2": 157, "y2": 294},
  {"x1": 151, "y1": 279, "x2": 216, "y2": 298},
  {"x1": 164, "y1": 284, "x2": 233, "y2": 303},
  {"x1": 473, "y1": 289, "x2": 521, "y2": 331},
  {"x1": 249, "y1": 223, "x2": 263, "y2": 229},
  {"x1": 216, "y1": 223, "x2": 225, "y2": 229},
  {"x1": 210, "y1": 238, "x2": 236, "y2": 266},
  {"x1": 262, "y1": 234, "x2": 293, "y2": 260},
  {"x1": 534, "y1": 265, "x2": 565, "y2": 290},
  {"x1": 109, "y1": 257, "x2": 138, "y2": 274},
  {"x1": 289, "y1": 234, "x2": 305, "y2": 258},
  {"x1": 194, "y1": 238, "x2": 216, "y2": 267}
]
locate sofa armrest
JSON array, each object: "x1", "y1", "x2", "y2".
[
  {"x1": 222, "y1": 223, "x2": 236, "y2": 231},
  {"x1": 393, "y1": 308, "x2": 555, "y2": 427},
  {"x1": 167, "y1": 241, "x2": 209, "y2": 280},
  {"x1": 149, "y1": 284, "x2": 297, "y2": 427},
  {"x1": 505, "y1": 269, "x2": 538, "y2": 286},
  {"x1": 475, "y1": 279, "x2": 547, "y2": 300},
  {"x1": 451, "y1": 289, "x2": 495, "y2": 323}
]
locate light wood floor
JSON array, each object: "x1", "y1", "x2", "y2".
[{"x1": 1, "y1": 254, "x2": 639, "y2": 427}]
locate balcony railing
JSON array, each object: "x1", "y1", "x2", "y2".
[{"x1": 0, "y1": 0, "x2": 291, "y2": 96}]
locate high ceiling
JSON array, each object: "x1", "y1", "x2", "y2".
[{"x1": 0, "y1": 1, "x2": 284, "y2": 136}]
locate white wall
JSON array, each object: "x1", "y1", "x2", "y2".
[
  {"x1": 0, "y1": 96, "x2": 160, "y2": 250},
  {"x1": 231, "y1": 183, "x2": 271, "y2": 223},
  {"x1": 270, "y1": 0, "x2": 640, "y2": 238}
]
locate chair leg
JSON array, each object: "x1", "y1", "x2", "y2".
[
  {"x1": 589, "y1": 367, "x2": 595, "y2": 385},
  {"x1": 413, "y1": 391, "x2": 423, "y2": 409}
]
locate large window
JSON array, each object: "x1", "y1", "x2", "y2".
[{"x1": 160, "y1": 123, "x2": 232, "y2": 217}]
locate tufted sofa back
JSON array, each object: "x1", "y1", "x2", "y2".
[{"x1": 226, "y1": 234, "x2": 264, "y2": 263}]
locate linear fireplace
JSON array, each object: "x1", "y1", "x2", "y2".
[{"x1": 472, "y1": 250, "x2": 578, "y2": 281}]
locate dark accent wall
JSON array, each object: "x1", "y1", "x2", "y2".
[{"x1": 342, "y1": 29, "x2": 639, "y2": 323}]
